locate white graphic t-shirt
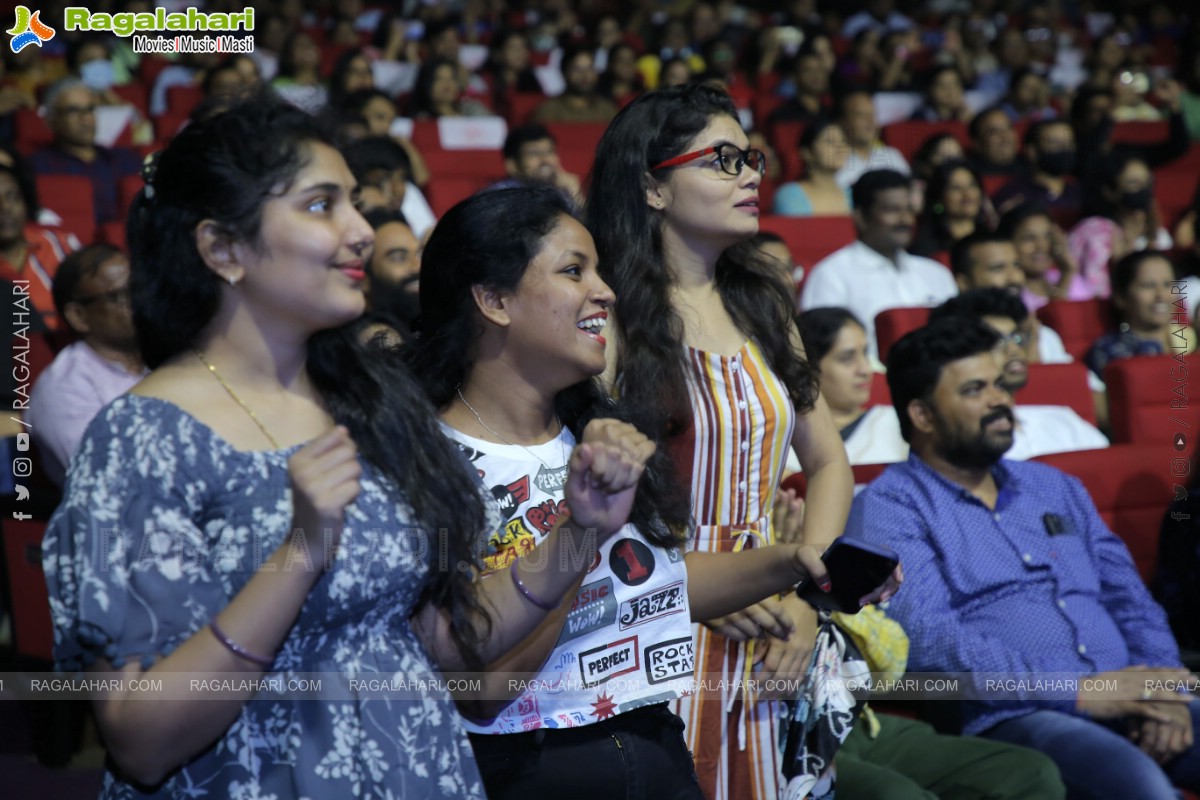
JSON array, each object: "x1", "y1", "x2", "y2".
[{"x1": 444, "y1": 425, "x2": 696, "y2": 734}]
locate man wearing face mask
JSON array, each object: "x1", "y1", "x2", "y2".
[
  {"x1": 1066, "y1": 154, "x2": 1175, "y2": 299},
  {"x1": 845, "y1": 316, "x2": 1200, "y2": 800},
  {"x1": 993, "y1": 120, "x2": 1083, "y2": 228}
]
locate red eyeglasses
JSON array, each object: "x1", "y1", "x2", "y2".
[{"x1": 651, "y1": 143, "x2": 767, "y2": 177}]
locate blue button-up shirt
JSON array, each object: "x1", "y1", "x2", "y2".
[{"x1": 845, "y1": 453, "x2": 1181, "y2": 735}]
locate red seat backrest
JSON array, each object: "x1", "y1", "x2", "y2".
[
  {"x1": 1153, "y1": 169, "x2": 1196, "y2": 229},
  {"x1": 1032, "y1": 443, "x2": 1174, "y2": 582},
  {"x1": 14, "y1": 107, "x2": 53, "y2": 156},
  {"x1": 1035, "y1": 299, "x2": 1113, "y2": 362},
  {"x1": 112, "y1": 83, "x2": 149, "y2": 116},
  {"x1": 1110, "y1": 121, "x2": 1170, "y2": 144},
  {"x1": 1104, "y1": 353, "x2": 1200, "y2": 456},
  {"x1": 767, "y1": 121, "x2": 806, "y2": 183},
  {"x1": 881, "y1": 121, "x2": 970, "y2": 163},
  {"x1": 35, "y1": 175, "x2": 95, "y2": 244},
  {"x1": 781, "y1": 461, "x2": 892, "y2": 499},
  {"x1": 424, "y1": 175, "x2": 494, "y2": 217},
  {"x1": 506, "y1": 93, "x2": 546, "y2": 126},
  {"x1": 758, "y1": 215, "x2": 857, "y2": 274},
  {"x1": 421, "y1": 149, "x2": 506, "y2": 181},
  {"x1": 1020, "y1": 362, "x2": 1096, "y2": 425},
  {"x1": 874, "y1": 306, "x2": 931, "y2": 363},
  {"x1": 867, "y1": 372, "x2": 892, "y2": 407},
  {"x1": 164, "y1": 84, "x2": 203, "y2": 119}
]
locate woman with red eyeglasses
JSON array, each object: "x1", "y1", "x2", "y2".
[{"x1": 585, "y1": 85, "x2": 872, "y2": 800}]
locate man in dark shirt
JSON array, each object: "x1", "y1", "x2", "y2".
[{"x1": 28, "y1": 79, "x2": 141, "y2": 228}]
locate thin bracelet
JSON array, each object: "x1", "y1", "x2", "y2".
[
  {"x1": 510, "y1": 558, "x2": 560, "y2": 611},
  {"x1": 209, "y1": 619, "x2": 275, "y2": 668}
]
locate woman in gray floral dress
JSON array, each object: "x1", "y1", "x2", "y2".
[{"x1": 43, "y1": 90, "x2": 651, "y2": 799}]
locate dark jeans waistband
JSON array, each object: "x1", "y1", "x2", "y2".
[{"x1": 468, "y1": 702, "x2": 679, "y2": 751}]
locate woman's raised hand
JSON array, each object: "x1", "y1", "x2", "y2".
[
  {"x1": 288, "y1": 426, "x2": 362, "y2": 563},
  {"x1": 564, "y1": 419, "x2": 656, "y2": 541}
]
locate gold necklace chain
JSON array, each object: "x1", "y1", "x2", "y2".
[
  {"x1": 455, "y1": 386, "x2": 561, "y2": 470},
  {"x1": 194, "y1": 349, "x2": 281, "y2": 450}
]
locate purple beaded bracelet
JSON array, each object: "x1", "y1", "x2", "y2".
[
  {"x1": 510, "y1": 559, "x2": 560, "y2": 611},
  {"x1": 209, "y1": 619, "x2": 275, "y2": 668}
]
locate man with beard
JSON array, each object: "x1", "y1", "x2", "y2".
[
  {"x1": 845, "y1": 317, "x2": 1200, "y2": 800},
  {"x1": 530, "y1": 45, "x2": 618, "y2": 124},
  {"x1": 800, "y1": 169, "x2": 958, "y2": 361},
  {"x1": 495, "y1": 124, "x2": 582, "y2": 205},
  {"x1": 360, "y1": 208, "x2": 421, "y2": 337},
  {"x1": 27, "y1": 244, "x2": 146, "y2": 485},
  {"x1": 928, "y1": 288, "x2": 1107, "y2": 460}
]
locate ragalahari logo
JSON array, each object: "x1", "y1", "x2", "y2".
[{"x1": 9, "y1": 6, "x2": 56, "y2": 54}]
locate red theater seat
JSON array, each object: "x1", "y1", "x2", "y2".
[
  {"x1": 1033, "y1": 443, "x2": 1174, "y2": 582},
  {"x1": 1104, "y1": 353, "x2": 1200, "y2": 456},
  {"x1": 1035, "y1": 300, "x2": 1113, "y2": 362},
  {"x1": 881, "y1": 121, "x2": 969, "y2": 163},
  {"x1": 867, "y1": 372, "x2": 891, "y2": 406},
  {"x1": 874, "y1": 306, "x2": 931, "y2": 363},
  {"x1": 1020, "y1": 362, "x2": 1096, "y2": 425},
  {"x1": 781, "y1": 461, "x2": 891, "y2": 498},
  {"x1": 758, "y1": 215, "x2": 857, "y2": 275},
  {"x1": 35, "y1": 175, "x2": 95, "y2": 244}
]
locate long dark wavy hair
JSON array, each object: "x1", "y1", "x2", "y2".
[
  {"x1": 126, "y1": 89, "x2": 493, "y2": 668},
  {"x1": 584, "y1": 84, "x2": 819, "y2": 455},
  {"x1": 404, "y1": 183, "x2": 690, "y2": 547}
]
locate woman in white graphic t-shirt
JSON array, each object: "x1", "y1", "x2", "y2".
[{"x1": 403, "y1": 183, "x2": 898, "y2": 799}]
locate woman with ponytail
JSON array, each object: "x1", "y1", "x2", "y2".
[{"x1": 42, "y1": 90, "x2": 634, "y2": 798}]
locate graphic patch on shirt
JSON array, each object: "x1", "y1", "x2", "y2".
[
  {"x1": 609, "y1": 538, "x2": 656, "y2": 586},
  {"x1": 491, "y1": 475, "x2": 530, "y2": 520},
  {"x1": 526, "y1": 498, "x2": 569, "y2": 533},
  {"x1": 483, "y1": 516, "x2": 536, "y2": 572},
  {"x1": 618, "y1": 580, "x2": 687, "y2": 629},
  {"x1": 534, "y1": 462, "x2": 569, "y2": 494},
  {"x1": 590, "y1": 690, "x2": 618, "y2": 720},
  {"x1": 557, "y1": 578, "x2": 617, "y2": 646},
  {"x1": 579, "y1": 636, "x2": 639, "y2": 687},
  {"x1": 644, "y1": 637, "x2": 695, "y2": 684}
]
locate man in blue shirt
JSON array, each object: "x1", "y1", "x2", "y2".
[{"x1": 845, "y1": 317, "x2": 1200, "y2": 799}]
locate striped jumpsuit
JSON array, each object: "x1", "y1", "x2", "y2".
[{"x1": 671, "y1": 340, "x2": 796, "y2": 800}]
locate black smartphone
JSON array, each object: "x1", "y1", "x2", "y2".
[{"x1": 795, "y1": 537, "x2": 900, "y2": 614}]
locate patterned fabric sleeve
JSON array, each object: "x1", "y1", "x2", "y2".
[{"x1": 43, "y1": 400, "x2": 231, "y2": 672}]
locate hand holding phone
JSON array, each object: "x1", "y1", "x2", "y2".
[{"x1": 795, "y1": 537, "x2": 901, "y2": 614}]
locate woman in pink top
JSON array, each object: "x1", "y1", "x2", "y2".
[{"x1": 998, "y1": 201, "x2": 1091, "y2": 312}]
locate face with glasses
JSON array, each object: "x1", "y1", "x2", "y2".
[
  {"x1": 647, "y1": 114, "x2": 764, "y2": 246},
  {"x1": 49, "y1": 85, "x2": 99, "y2": 148},
  {"x1": 982, "y1": 314, "x2": 1029, "y2": 391},
  {"x1": 65, "y1": 254, "x2": 137, "y2": 348}
]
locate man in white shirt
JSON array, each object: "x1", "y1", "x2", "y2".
[
  {"x1": 929, "y1": 288, "x2": 1109, "y2": 460},
  {"x1": 800, "y1": 169, "x2": 957, "y2": 360},
  {"x1": 835, "y1": 90, "x2": 910, "y2": 189},
  {"x1": 950, "y1": 229, "x2": 1107, "y2": 402}
]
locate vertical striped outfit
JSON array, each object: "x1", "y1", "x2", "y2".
[{"x1": 670, "y1": 339, "x2": 796, "y2": 800}]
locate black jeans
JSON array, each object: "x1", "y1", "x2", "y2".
[{"x1": 468, "y1": 703, "x2": 705, "y2": 800}]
